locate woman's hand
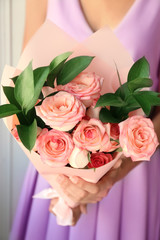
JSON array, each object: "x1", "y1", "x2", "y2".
[
  {"x1": 56, "y1": 156, "x2": 140, "y2": 205},
  {"x1": 49, "y1": 198, "x2": 87, "y2": 226}
]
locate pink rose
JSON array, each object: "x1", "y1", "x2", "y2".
[
  {"x1": 36, "y1": 128, "x2": 74, "y2": 167},
  {"x1": 119, "y1": 116, "x2": 159, "y2": 161},
  {"x1": 88, "y1": 152, "x2": 113, "y2": 168},
  {"x1": 42, "y1": 86, "x2": 57, "y2": 98},
  {"x1": 68, "y1": 146, "x2": 89, "y2": 168},
  {"x1": 73, "y1": 118, "x2": 109, "y2": 152},
  {"x1": 100, "y1": 123, "x2": 120, "y2": 152},
  {"x1": 57, "y1": 72, "x2": 103, "y2": 107},
  {"x1": 36, "y1": 91, "x2": 86, "y2": 131}
]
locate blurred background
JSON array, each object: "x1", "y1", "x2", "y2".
[{"x1": 0, "y1": 1, "x2": 29, "y2": 239}]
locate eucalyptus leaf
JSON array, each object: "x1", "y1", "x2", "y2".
[
  {"x1": 47, "y1": 52, "x2": 72, "y2": 87},
  {"x1": 127, "y1": 77, "x2": 153, "y2": 92},
  {"x1": 127, "y1": 57, "x2": 150, "y2": 82},
  {"x1": 99, "y1": 108, "x2": 120, "y2": 123},
  {"x1": 0, "y1": 104, "x2": 21, "y2": 118},
  {"x1": 96, "y1": 93, "x2": 125, "y2": 107},
  {"x1": 17, "y1": 119, "x2": 37, "y2": 151},
  {"x1": 57, "y1": 56, "x2": 94, "y2": 85},
  {"x1": 14, "y1": 61, "x2": 34, "y2": 110}
]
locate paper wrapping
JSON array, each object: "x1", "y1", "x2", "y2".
[{"x1": 1, "y1": 20, "x2": 133, "y2": 208}]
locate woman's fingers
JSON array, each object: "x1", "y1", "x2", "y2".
[
  {"x1": 80, "y1": 204, "x2": 87, "y2": 214},
  {"x1": 57, "y1": 175, "x2": 88, "y2": 203},
  {"x1": 57, "y1": 173, "x2": 114, "y2": 204},
  {"x1": 70, "y1": 176, "x2": 101, "y2": 194},
  {"x1": 56, "y1": 169, "x2": 119, "y2": 205},
  {"x1": 112, "y1": 158, "x2": 122, "y2": 169},
  {"x1": 71, "y1": 206, "x2": 82, "y2": 226}
]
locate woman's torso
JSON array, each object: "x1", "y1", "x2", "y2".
[{"x1": 46, "y1": 0, "x2": 160, "y2": 90}]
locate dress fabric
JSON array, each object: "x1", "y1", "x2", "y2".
[{"x1": 10, "y1": 0, "x2": 160, "y2": 239}]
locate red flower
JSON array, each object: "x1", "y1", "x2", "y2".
[{"x1": 88, "y1": 152, "x2": 113, "y2": 168}]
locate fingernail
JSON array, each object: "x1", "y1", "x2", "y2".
[
  {"x1": 70, "y1": 176, "x2": 78, "y2": 184},
  {"x1": 57, "y1": 175, "x2": 65, "y2": 183}
]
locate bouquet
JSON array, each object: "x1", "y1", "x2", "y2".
[{"x1": 1, "y1": 20, "x2": 159, "y2": 225}]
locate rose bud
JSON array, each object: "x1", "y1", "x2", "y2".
[{"x1": 68, "y1": 146, "x2": 89, "y2": 168}]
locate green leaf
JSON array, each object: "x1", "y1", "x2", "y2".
[
  {"x1": 3, "y1": 86, "x2": 20, "y2": 108},
  {"x1": 87, "y1": 152, "x2": 91, "y2": 163},
  {"x1": 26, "y1": 107, "x2": 36, "y2": 125},
  {"x1": 47, "y1": 52, "x2": 72, "y2": 87},
  {"x1": 99, "y1": 108, "x2": 120, "y2": 123},
  {"x1": 11, "y1": 75, "x2": 18, "y2": 84},
  {"x1": 120, "y1": 95, "x2": 140, "y2": 114},
  {"x1": 128, "y1": 57, "x2": 150, "y2": 82},
  {"x1": 17, "y1": 119, "x2": 37, "y2": 151},
  {"x1": 16, "y1": 108, "x2": 36, "y2": 126},
  {"x1": 2, "y1": 86, "x2": 36, "y2": 124},
  {"x1": 0, "y1": 104, "x2": 21, "y2": 118},
  {"x1": 133, "y1": 91, "x2": 160, "y2": 115},
  {"x1": 50, "y1": 52, "x2": 72, "y2": 71},
  {"x1": 115, "y1": 147, "x2": 123, "y2": 152},
  {"x1": 57, "y1": 56, "x2": 94, "y2": 85},
  {"x1": 127, "y1": 78, "x2": 153, "y2": 92},
  {"x1": 110, "y1": 138, "x2": 119, "y2": 144},
  {"x1": 114, "y1": 62, "x2": 122, "y2": 87},
  {"x1": 14, "y1": 61, "x2": 34, "y2": 110},
  {"x1": 133, "y1": 94, "x2": 151, "y2": 116},
  {"x1": 25, "y1": 66, "x2": 50, "y2": 112},
  {"x1": 96, "y1": 93, "x2": 125, "y2": 107},
  {"x1": 110, "y1": 95, "x2": 140, "y2": 121},
  {"x1": 115, "y1": 82, "x2": 130, "y2": 100},
  {"x1": 36, "y1": 116, "x2": 46, "y2": 129}
]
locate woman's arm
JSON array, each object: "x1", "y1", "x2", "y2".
[{"x1": 22, "y1": 0, "x2": 48, "y2": 50}]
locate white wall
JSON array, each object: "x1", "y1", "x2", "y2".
[{"x1": 0, "y1": 1, "x2": 29, "y2": 239}]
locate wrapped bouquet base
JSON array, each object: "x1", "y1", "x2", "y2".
[{"x1": 1, "y1": 20, "x2": 159, "y2": 225}]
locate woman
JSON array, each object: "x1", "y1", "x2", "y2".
[{"x1": 10, "y1": 0, "x2": 160, "y2": 239}]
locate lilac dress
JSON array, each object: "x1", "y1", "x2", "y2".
[{"x1": 10, "y1": 0, "x2": 160, "y2": 239}]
